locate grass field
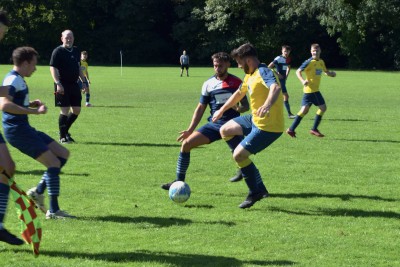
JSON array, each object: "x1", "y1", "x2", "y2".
[{"x1": 0, "y1": 65, "x2": 398, "y2": 267}]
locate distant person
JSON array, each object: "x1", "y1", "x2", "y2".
[
  {"x1": 268, "y1": 45, "x2": 295, "y2": 118},
  {"x1": 50, "y1": 29, "x2": 87, "y2": 144},
  {"x1": 1, "y1": 46, "x2": 75, "y2": 219},
  {"x1": 0, "y1": 10, "x2": 24, "y2": 246},
  {"x1": 286, "y1": 43, "x2": 336, "y2": 138},
  {"x1": 79, "y1": 51, "x2": 92, "y2": 107},
  {"x1": 161, "y1": 52, "x2": 249, "y2": 190},
  {"x1": 212, "y1": 43, "x2": 284, "y2": 209},
  {"x1": 180, "y1": 50, "x2": 189, "y2": 77}
]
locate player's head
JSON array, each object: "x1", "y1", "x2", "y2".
[
  {"x1": 81, "y1": 51, "x2": 88, "y2": 60},
  {"x1": 211, "y1": 52, "x2": 231, "y2": 78},
  {"x1": 310, "y1": 43, "x2": 321, "y2": 59},
  {"x1": 61, "y1": 29, "x2": 74, "y2": 48},
  {"x1": 231, "y1": 43, "x2": 258, "y2": 74},
  {"x1": 183, "y1": 50, "x2": 186, "y2": 55},
  {"x1": 0, "y1": 10, "x2": 9, "y2": 41},
  {"x1": 12, "y1": 47, "x2": 39, "y2": 77},
  {"x1": 282, "y1": 45, "x2": 291, "y2": 57}
]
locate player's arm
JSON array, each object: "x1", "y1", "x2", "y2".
[
  {"x1": 50, "y1": 66, "x2": 65, "y2": 95},
  {"x1": 212, "y1": 89, "x2": 245, "y2": 122},
  {"x1": 325, "y1": 69, "x2": 336, "y2": 77},
  {"x1": 256, "y1": 83, "x2": 281, "y2": 117},
  {"x1": 177, "y1": 103, "x2": 206, "y2": 142},
  {"x1": 286, "y1": 65, "x2": 291, "y2": 79},
  {"x1": 0, "y1": 86, "x2": 10, "y2": 97},
  {"x1": 78, "y1": 67, "x2": 88, "y2": 92},
  {"x1": 0, "y1": 96, "x2": 47, "y2": 115},
  {"x1": 296, "y1": 68, "x2": 308, "y2": 86}
]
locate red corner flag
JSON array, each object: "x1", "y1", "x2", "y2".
[{"x1": 8, "y1": 178, "x2": 42, "y2": 257}]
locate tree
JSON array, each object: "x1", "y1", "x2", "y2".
[{"x1": 278, "y1": 0, "x2": 400, "y2": 69}]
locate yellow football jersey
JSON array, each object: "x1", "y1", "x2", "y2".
[
  {"x1": 80, "y1": 60, "x2": 89, "y2": 77},
  {"x1": 299, "y1": 58, "x2": 327, "y2": 93},
  {"x1": 239, "y1": 64, "x2": 284, "y2": 133}
]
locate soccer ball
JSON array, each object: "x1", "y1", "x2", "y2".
[{"x1": 169, "y1": 181, "x2": 191, "y2": 203}]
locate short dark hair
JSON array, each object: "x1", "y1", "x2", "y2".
[
  {"x1": 81, "y1": 51, "x2": 88, "y2": 55},
  {"x1": 231, "y1": 43, "x2": 258, "y2": 60},
  {"x1": 282, "y1": 45, "x2": 291, "y2": 51},
  {"x1": 211, "y1": 52, "x2": 230, "y2": 62},
  {"x1": 311, "y1": 43, "x2": 320, "y2": 49},
  {"x1": 0, "y1": 10, "x2": 10, "y2": 26},
  {"x1": 12, "y1": 47, "x2": 39, "y2": 66}
]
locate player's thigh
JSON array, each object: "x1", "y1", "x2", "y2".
[
  {"x1": 46, "y1": 139, "x2": 70, "y2": 159},
  {"x1": 70, "y1": 106, "x2": 81, "y2": 115},
  {"x1": 181, "y1": 131, "x2": 210, "y2": 151},
  {"x1": 36, "y1": 149, "x2": 60, "y2": 168}
]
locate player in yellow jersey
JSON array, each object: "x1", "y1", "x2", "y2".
[
  {"x1": 212, "y1": 43, "x2": 283, "y2": 209},
  {"x1": 79, "y1": 51, "x2": 91, "y2": 107},
  {"x1": 286, "y1": 44, "x2": 336, "y2": 138}
]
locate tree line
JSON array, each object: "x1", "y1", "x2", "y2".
[{"x1": 0, "y1": 0, "x2": 398, "y2": 69}]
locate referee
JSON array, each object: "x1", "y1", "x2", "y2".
[{"x1": 50, "y1": 29, "x2": 87, "y2": 143}]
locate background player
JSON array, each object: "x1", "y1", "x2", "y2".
[
  {"x1": 268, "y1": 45, "x2": 295, "y2": 118},
  {"x1": 161, "y1": 52, "x2": 249, "y2": 190},
  {"x1": 286, "y1": 43, "x2": 336, "y2": 138},
  {"x1": 79, "y1": 51, "x2": 92, "y2": 107},
  {"x1": 180, "y1": 50, "x2": 189, "y2": 77}
]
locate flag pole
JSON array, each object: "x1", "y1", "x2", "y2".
[{"x1": 120, "y1": 50, "x2": 123, "y2": 76}]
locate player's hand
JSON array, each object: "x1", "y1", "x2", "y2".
[
  {"x1": 30, "y1": 99, "x2": 42, "y2": 107},
  {"x1": 302, "y1": 80, "x2": 309, "y2": 86},
  {"x1": 177, "y1": 130, "x2": 192, "y2": 142},
  {"x1": 37, "y1": 104, "x2": 47, "y2": 114},
  {"x1": 256, "y1": 105, "x2": 270, "y2": 117},
  {"x1": 56, "y1": 84, "x2": 64, "y2": 95},
  {"x1": 212, "y1": 110, "x2": 223, "y2": 122}
]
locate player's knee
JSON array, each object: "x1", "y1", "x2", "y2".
[{"x1": 181, "y1": 140, "x2": 193, "y2": 152}]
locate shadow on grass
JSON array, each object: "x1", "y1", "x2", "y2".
[
  {"x1": 269, "y1": 207, "x2": 400, "y2": 219},
  {"x1": 81, "y1": 141, "x2": 181, "y2": 147},
  {"x1": 88, "y1": 105, "x2": 140, "y2": 108},
  {"x1": 17, "y1": 249, "x2": 296, "y2": 266},
  {"x1": 80, "y1": 215, "x2": 192, "y2": 227},
  {"x1": 324, "y1": 118, "x2": 378, "y2": 122},
  {"x1": 270, "y1": 192, "x2": 397, "y2": 202},
  {"x1": 332, "y1": 138, "x2": 400, "y2": 144},
  {"x1": 78, "y1": 215, "x2": 236, "y2": 227},
  {"x1": 15, "y1": 170, "x2": 90, "y2": 177}
]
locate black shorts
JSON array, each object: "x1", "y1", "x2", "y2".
[
  {"x1": 55, "y1": 82, "x2": 82, "y2": 107},
  {"x1": 181, "y1": 64, "x2": 189, "y2": 70}
]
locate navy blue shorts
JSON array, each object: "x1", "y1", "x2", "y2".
[
  {"x1": 302, "y1": 91, "x2": 326, "y2": 107},
  {"x1": 197, "y1": 120, "x2": 226, "y2": 143},
  {"x1": 233, "y1": 114, "x2": 282, "y2": 154},
  {"x1": 5, "y1": 125, "x2": 54, "y2": 159},
  {"x1": 280, "y1": 79, "x2": 287, "y2": 94}
]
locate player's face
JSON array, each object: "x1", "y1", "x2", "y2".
[
  {"x1": 213, "y1": 59, "x2": 229, "y2": 78},
  {"x1": 282, "y1": 48, "x2": 290, "y2": 57},
  {"x1": 61, "y1": 31, "x2": 74, "y2": 48},
  {"x1": 0, "y1": 23, "x2": 8, "y2": 41},
  {"x1": 81, "y1": 54, "x2": 87, "y2": 60},
  {"x1": 24, "y1": 56, "x2": 37, "y2": 77},
  {"x1": 311, "y1": 47, "x2": 321, "y2": 59},
  {"x1": 235, "y1": 57, "x2": 251, "y2": 74}
]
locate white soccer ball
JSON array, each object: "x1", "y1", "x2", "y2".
[{"x1": 169, "y1": 181, "x2": 191, "y2": 203}]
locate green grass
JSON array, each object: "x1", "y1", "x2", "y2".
[{"x1": 0, "y1": 65, "x2": 398, "y2": 266}]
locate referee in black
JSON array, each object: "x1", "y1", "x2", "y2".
[{"x1": 50, "y1": 29, "x2": 87, "y2": 143}]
